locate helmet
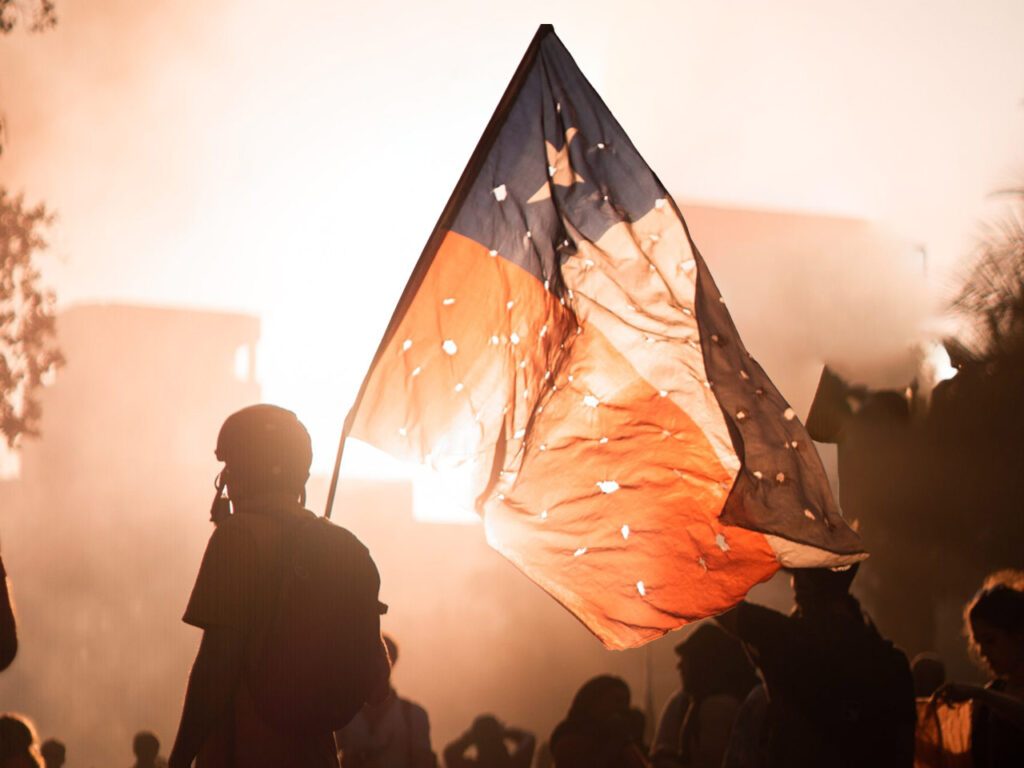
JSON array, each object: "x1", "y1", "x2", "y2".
[{"x1": 216, "y1": 404, "x2": 313, "y2": 489}]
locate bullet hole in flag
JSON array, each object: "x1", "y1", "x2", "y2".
[
  {"x1": 597, "y1": 480, "x2": 620, "y2": 494},
  {"x1": 636, "y1": 580, "x2": 647, "y2": 597},
  {"x1": 784, "y1": 408, "x2": 796, "y2": 421},
  {"x1": 574, "y1": 547, "x2": 587, "y2": 557},
  {"x1": 402, "y1": 339, "x2": 413, "y2": 352},
  {"x1": 583, "y1": 394, "x2": 600, "y2": 408},
  {"x1": 621, "y1": 524, "x2": 630, "y2": 540},
  {"x1": 716, "y1": 533, "x2": 730, "y2": 552},
  {"x1": 442, "y1": 340, "x2": 458, "y2": 356},
  {"x1": 493, "y1": 184, "x2": 507, "y2": 201}
]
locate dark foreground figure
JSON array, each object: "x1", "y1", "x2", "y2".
[
  {"x1": 0, "y1": 714, "x2": 42, "y2": 768},
  {"x1": 718, "y1": 564, "x2": 916, "y2": 768},
  {"x1": 169, "y1": 405, "x2": 389, "y2": 768}
]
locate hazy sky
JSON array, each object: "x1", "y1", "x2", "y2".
[{"x1": 1, "y1": 0, "x2": 1022, "y2": 476}]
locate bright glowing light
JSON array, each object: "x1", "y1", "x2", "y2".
[
  {"x1": 343, "y1": 440, "x2": 479, "y2": 525},
  {"x1": 925, "y1": 341, "x2": 958, "y2": 384}
]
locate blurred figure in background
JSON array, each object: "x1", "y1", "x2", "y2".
[
  {"x1": 38, "y1": 740, "x2": 63, "y2": 768},
  {"x1": 911, "y1": 653, "x2": 946, "y2": 699},
  {"x1": 443, "y1": 715, "x2": 534, "y2": 768},
  {"x1": 651, "y1": 623, "x2": 757, "y2": 768},
  {"x1": 337, "y1": 635, "x2": 435, "y2": 768},
  {"x1": 133, "y1": 731, "x2": 168, "y2": 768},
  {"x1": 0, "y1": 713, "x2": 42, "y2": 768},
  {"x1": 549, "y1": 675, "x2": 649, "y2": 768},
  {"x1": 717, "y1": 565, "x2": 916, "y2": 768},
  {"x1": 935, "y1": 570, "x2": 1024, "y2": 766}
]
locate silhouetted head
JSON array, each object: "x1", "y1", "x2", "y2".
[
  {"x1": 910, "y1": 652, "x2": 946, "y2": 698},
  {"x1": 216, "y1": 404, "x2": 312, "y2": 504},
  {"x1": 790, "y1": 563, "x2": 860, "y2": 614},
  {"x1": 0, "y1": 713, "x2": 41, "y2": 768},
  {"x1": 39, "y1": 740, "x2": 64, "y2": 768},
  {"x1": 965, "y1": 570, "x2": 1024, "y2": 680},
  {"x1": 470, "y1": 715, "x2": 505, "y2": 747},
  {"x1": 383, "y1": 634, "x2": 398, "y2": 667},
  {"x1": 567, "y1": 675, "x2": 630, "y2": 726},
  {"x1": 132, "y1": 731, "x2": 160, "y2": 763},
  {"x1": 675, "y1": 623, "x2": 757, "y2": 701}
]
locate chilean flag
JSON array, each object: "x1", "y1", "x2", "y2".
[{"x1": 345, "y1": 25, "x2": 865, "y2": 649}]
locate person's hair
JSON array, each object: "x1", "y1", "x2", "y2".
[
  {"x1": 383, "y1": 634, "x2": 398, "y2": 667},
  {"x1": 566, "y1": 675, "x2": 630, "y2": 722},
  {"x1": 132, "y1": 731, "x2": 160, "y2": 761},
  {"x1": 675, "y1": 623, "x2": 757, "y2": 702},
  {"x1": 0, "y1": 713, "x2": 39, "y2": 762},
  {"x1": 965, "y1": 570, "x2": 1024, "y2": 655}
]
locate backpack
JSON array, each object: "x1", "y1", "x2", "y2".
[{"x1": 251, "y1": 514, "x2": 390, "y2": 735}]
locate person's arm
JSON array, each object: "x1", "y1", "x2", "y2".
[
  {"x1": 0, "y1": 556, "x2": 17, "y2": 671},
  {"x1": 505, "y1": 727, "x2": 535, "y2": 768},
  {"x1": 939, "y1": 683, "x2": 1024, "y2": 730},
  {"x1": 168, "y1": 627, "x2": 247, "y2": 768},
  {"x1": 442, "y1": 730, "x2": 475, "y2": 768},
  {"x1": 650, "y1": 690, "x2": 688, "y2": 768}
]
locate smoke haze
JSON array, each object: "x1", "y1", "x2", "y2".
[{"x1": 1, "y1": 1, "x2": 1022, "y2": 764}]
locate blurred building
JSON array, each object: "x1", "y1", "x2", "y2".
[{"x1": 0, "y1": 304, "x2": 261, "y2": 767}]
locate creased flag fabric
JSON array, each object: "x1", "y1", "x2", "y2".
[{"x1": 347, "y1": 25, "x2": 865, "y2": 650}]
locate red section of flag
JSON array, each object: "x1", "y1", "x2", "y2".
[{"x1": 351, "y1": 231, "x2": 778, "y2": 649}]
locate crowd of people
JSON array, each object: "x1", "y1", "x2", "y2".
[{"x1": 1, "y1": 405, "x2": 1022, "y2": 767}]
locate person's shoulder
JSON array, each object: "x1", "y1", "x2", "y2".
[{"x1": 399, "y1": 696, "x2": 430, "y2": 722}]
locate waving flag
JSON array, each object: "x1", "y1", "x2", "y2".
[{"x1": 343, "y1": 25, "x2": 864, "y2": 649}]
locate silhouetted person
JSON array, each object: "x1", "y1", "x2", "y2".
[
  {"x1": 0, "y1": 555, "x2": 17, "y2": 671},
  {"x1": 38, "y1": 740, "x2": 63, "y2": 768},
  {"x1": 911, "y1": 652, "x2": 946, "y2": 698},
  {"x1": 717, "y1": 564, "x2": 916, "y2": 768},
  {"x1": 170, "y1": 404, "x2": 388, "y2": 768},
  {"x1": 936, "y1": 570, "x2": 1024, "y2": 766},
  {"x1": 336, "y1": 635, "x2": 434, "y2": 768},
  {"x1": 651, "y1": 623, "x2": 757, "y2": 768},
  {"x1": 133, "y1": 731, "x2": 168, "y2": 768},
  {"x1": 443, "y1": 715, "x2": 534, "y2": 768},
  {"x1": 0, "y1": 714, "x2": 42, "y2": 768},
  {"x1": 549, "y1": 676, "x2": 650, "y2": 768}
]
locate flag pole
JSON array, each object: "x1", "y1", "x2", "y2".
[
  {"x1": 323, "y1": 408, "x2": 356, "y2": 520},
  {"x1": 322, "y1": 24, "x2": 556, "y2": 520}
]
